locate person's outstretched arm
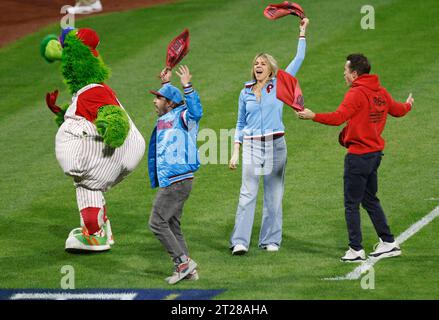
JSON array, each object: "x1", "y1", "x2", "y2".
[
  {"x1": 388, "y1": 92, "x2": 413, "y2": 117},
  {"x1": 296, "y1": 90, "x2": 362, "y2": 125},
  {"x1": 176, "y1": 65, "x2": 203, "y2": 123},
  {"x1": 285, "y1": 18, "x2": 309, "y2": 77}
]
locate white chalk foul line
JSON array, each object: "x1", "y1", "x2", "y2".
[{"x1": 324, "y1": 206, "x2": 439, "y2": 281}]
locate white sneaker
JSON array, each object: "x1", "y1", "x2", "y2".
[
  {"x1": 232, "y1": 244, "x2": 248, "y2": 255},
  {"x1": 68, "y1": 227, "x2": 83, "y2": 238},
  {"x1": 340, "y1": 247, "x2": 366, "y2": 263},
  {"x1": 369, "y1": 239, "x2": 401, "y2": 258},
  {"x1": 165, "y1": 269, "x2": 199, "y2": 282},
  {"x1": 67, "y1": 0, "x2": 103, "y2": 15},
  {"x1": 185, "y1": 269, "x2": 199, "y2": 280},
  {"x1": 167, "y1": 259, "x2": 198, "y2": 285},
  {"x1": 264, "y1": 244, "x2": 279, "y2": 252},
  {"x1": 65, "y1": 227, "x2": 110, "y2": 252},
  {"x1": 70, "y1": 220, "x2": 114, "y2": 245}
]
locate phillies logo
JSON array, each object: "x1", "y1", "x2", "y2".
[
  {"x1": 267, "y1": 84, "x2": 274, "y2": 93},
  {"x1": 157, "y1": 119, "x2": 174, "y2": 130}
]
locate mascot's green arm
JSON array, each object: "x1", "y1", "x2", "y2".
[
  {"x1": 95, "y1": 105, "x2": 130, "y2": 148},
  {"x1": 55, "y1": 104, "x2": 69, "y2": 127}
]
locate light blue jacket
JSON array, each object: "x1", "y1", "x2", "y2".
[
  {"x1": 148, "y1": 84, "x2": 203, "y2": 188},
  {"x1": 234, "y1": 38, "x2": 306, "y2": 143}
]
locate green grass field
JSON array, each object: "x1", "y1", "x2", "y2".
[{"x1": 1, "y1": 0, "x2": 439, "y2": 299}]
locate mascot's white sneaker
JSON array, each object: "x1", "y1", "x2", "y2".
[
  {"x1": 65, "y1": 225, "x2": 110, "y2": 252},
  {"x1": 68, "y1": 220, "x2": 114, "y2": 246},
  {"x1": 68, "y1": 227, "x2": 83, "y2": 238},
  {"x1": 67, "y1": 0, "x2": 103, "y2": 15}
]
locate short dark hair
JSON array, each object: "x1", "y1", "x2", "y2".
[
  {"x1": 346, "y1": 54, "x2": 371, "y2": 75},
  {"x1": 164, "y1": 98, "x2": 184, "y2": 109}
]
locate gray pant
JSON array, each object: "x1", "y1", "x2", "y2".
[{"x1": 149, "y1": 179, "x2": 193, "y2": 260}]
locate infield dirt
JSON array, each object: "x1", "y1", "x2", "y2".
[{"x1": 0, "y1": 0, "x2": 175, "y2": 47}]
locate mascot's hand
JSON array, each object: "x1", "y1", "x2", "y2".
[
  {"x1": 96, "y1": 105, "x2": 130, "y2": 148},
  {"x1": 46, "y1": 90, "x2": 62, "y2": 114},
  {"x1": 45, "y1": 90, "x2": 67, "y2": 127}
]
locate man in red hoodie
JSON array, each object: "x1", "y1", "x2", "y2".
[{"x1": 298, "y1": 54, "x2": 414, "y2": 262}]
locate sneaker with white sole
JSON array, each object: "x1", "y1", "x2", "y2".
[
  {"x1": 165, "y1": 269, "x2": 199, "y2": 282},
  {"x1": 340, "y1": 247, "x2": 366, "y2": 263},
  {"x1": 69, "y1": 220, "x2": 114, "y2": 246},
  {"x1": 167, "y1": 259, "x2": 198, "y2": 285},
  {"x1": 264, "y1": 244, "x2": 279, "y2": 252},
  {"x1": 369, "y1": 239, "x2": 401, "y2": 258},
  {"x1": 68, "y1": 227, "x2": 83, "y2": 238},
  {"x1": 65, "y1": 226, "x2": 110, "y2": 252},
  {"x1": 67, "y1": 0, "x2": 103, "y2": 15},
  {"x1": 185, "y1": 269, "x2": 199, "y2": 280},
  {"x1": 232, "y1": 244, "x2": 248, "y2": 255}
]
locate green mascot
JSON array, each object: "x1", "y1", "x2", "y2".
[{"x1": 41, "y1": 27, "x2": 145, "y2": 252}]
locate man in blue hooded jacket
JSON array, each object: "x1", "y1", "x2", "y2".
[{"x1": 148, "y1": 65, "x2": 203, "y2": 285}]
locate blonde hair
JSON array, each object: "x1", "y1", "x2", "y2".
[{"x1": 251, "y1": 53, "x2": 278, "y2": 81}]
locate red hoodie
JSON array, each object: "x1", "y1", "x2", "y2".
[{"x1": 313, "y1": 74, "x2": 411, "y2": 154}]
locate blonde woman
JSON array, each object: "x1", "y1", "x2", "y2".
[{"x1": 229, "y1": 18, "x2": 309, "y2": 255}]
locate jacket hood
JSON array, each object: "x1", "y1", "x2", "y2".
[{"x1": 352, "y1": 74, "x2": 381, "y2": 92}]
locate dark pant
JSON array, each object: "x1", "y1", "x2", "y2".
[
  {"x1": 344, "y1": 152, "x2": 394, "y2": 250},
  {"x1": 149, "y1": 179, "x2": 193, "y2": 261}
]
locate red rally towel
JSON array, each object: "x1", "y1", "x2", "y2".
[
  {"x1": 166, "y1": 29, "x2": 190, "y2": 69},
  {"x1": 276, "y1": 69, "x2": 304, "y2": 111},
  {"x1": 263, "y1": 1, "x2": 306, "y2": 20}
]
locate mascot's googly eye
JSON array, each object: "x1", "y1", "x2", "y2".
[{"x1": 40, "y1": 34, "x2": 63, "y2": 63}]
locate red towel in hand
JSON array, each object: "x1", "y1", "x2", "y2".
[
  {"x1": 166, "y1": 29, "x2": 190, "y2": 69},
  {"x1": 264, "y1": 2, "x2": 306, "y2": 20},
  {"x1": 276, "y1": 69, "x2": 304, "y2": 111}
]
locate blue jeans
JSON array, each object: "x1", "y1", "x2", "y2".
[{"x1": 230, "y1": 136, "x2": 287, "y2": 249}]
